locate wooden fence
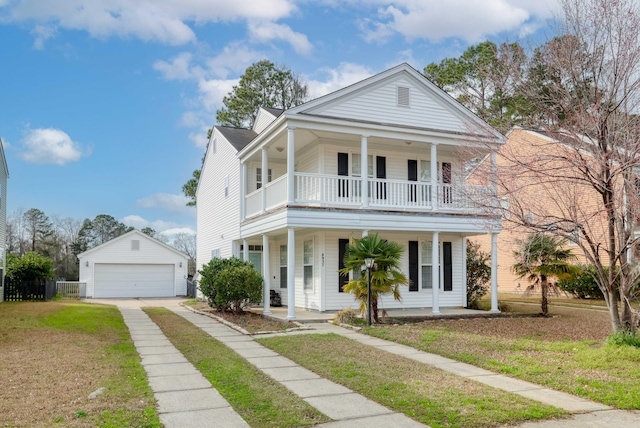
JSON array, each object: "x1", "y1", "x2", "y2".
[{"x1": 4, "y1": 278, "x2": 57, "y2": 301}]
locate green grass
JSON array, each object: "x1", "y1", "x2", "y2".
[
  {"x1": 144, "y1": 307, "x2": 330, "y2": 427},
  {"x1": 258, "y1": 333, "x2": 566, "y2": 428},
  {"x1": 367, "y1": 325, "x2": 640, "y2": 409},
  {"x1": 0, "y1": 301, "x2": 160, "y2": 427}
]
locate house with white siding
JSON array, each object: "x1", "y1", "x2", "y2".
[
  {"x1": 0, "y1": 138, "x2": 8, "y2": 302},
  {"x1": 196, "y1": 63, "x2": 505, "y2": 319}
]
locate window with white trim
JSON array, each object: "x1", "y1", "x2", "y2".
[
  {"x1": 256, "y1": 168, "x2": 272, "y2": 189},
  {"x1": 421, "y1": 240, "x2": 433, "y2": 289},
  {"x1": 303, "y1": 240, "x2": 313, "y2": 290},
  {"x1": 279, "y1": 245, "x2": 287, "y2": 288},
  {"x1": 224, "y1": 175, "x2": 230, "y2": 197}
]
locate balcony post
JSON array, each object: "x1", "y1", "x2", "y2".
[
  {"x1": 361, "y1": 135, "x2": 369, "y2": 208},
  {"x1": 287, "y1": 128, "x2": 295, "y2": 205},
  {"x1": 490, "y1": 150, "x2": 497, "y2": 206},
  {"x1": 287, "y1": 227, "x2": 296, "y2": 320},
  {"x1": 432, "y1": 232, "x2": 440, "y2": 314},
  {"x1": 490, "y1": 232, "x2": 500, "y2": 313},
  {"x1": 243, "y1": 239, "x2": 249, "y2": 262},
  {"x1": 262, "y1": 147, "x2": 268, "y2": 212},
  {"x1": 262, "y1": 234, "x2": 271, "y2": 315},
  {"x1": 431, "y1": 143, "x2": 438, "y2": 210},
  {"x1": 240, "y1": 162, "x2": 247, "y2": 220}
]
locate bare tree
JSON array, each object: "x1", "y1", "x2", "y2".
[
  {"x1": 494, "y1": 0, "x2": 640, "y2": 332},
  {"x1": 171, "y1": 232, "x2": 196, "y2": 276}
]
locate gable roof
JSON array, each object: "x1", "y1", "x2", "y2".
[
  {"x1": 285, "y1": 63, "x2": 505, "y2": 142},
  {"x1": 263, "y1": 107, "x2": 284, "y2": 117},
  {"x1": 77, "y1": 229, "x2": 188, "y2": 259},
  {"x1": 215, "y1": 126, "x2": 257, "y2": 152}
]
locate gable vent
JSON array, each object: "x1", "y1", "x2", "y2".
[
  {"x1": 131, "y1": 240, "x2": 140, "y2": 251},
  {"x1": 397, "y1": 86, "x2": 410, "y2": 107}
]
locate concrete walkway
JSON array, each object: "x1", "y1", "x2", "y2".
[
  {"x1": 93, "y1": 298, "x2": 640, "y2": 428},
  {"x1": 118, "y1": 306, "x2": 249, "y2": 428}
]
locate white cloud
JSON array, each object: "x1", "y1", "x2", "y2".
[
  {"x1": 357, "y1": 0, "x2": 553, "y2": 44},
  {"x1": 204, "y1": 42, "x2": 264, "y2": 79},
  {"x1": 136, "y1": 193, "x2": 191, "y2": 213},
  {"x1": 248, "y1": 21, "x2": 312, "y2": 55},
  {"x1": 121, "y1": 214, "x2": 195, "y2": 237},
  {"x1": 4, "y1": 0, "x2": 298, "y2": 47},
  {"x1": 154, "y1": 52, "x2": 204, "y2": 80},
  {"x1": 31, "y1": 24, "x2": 56, "y2": 50},
  {"x1": 307, "y1": 63, "x2": 374, "y2": 98},
  {"x1": 19, "y1": 128, "x2": 89, "y2": 165}
]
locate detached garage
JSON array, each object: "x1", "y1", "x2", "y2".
[{"x1": 78, "y1": 230, "x2": 189, "y2": 298}]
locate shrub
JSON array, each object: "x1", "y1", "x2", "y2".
[
  {"x1": 466, "y1": 240, "x2": 491, "y2": 309},
  {"x1": 334, "y1": 307, "x2": 358, "y2": 325},
  {"x1": 6, "y1": 252, "x2": 53, "y2": 282},
  {"x1": 557, "y1": 264, "x2": 605, "y2": 299},
  {"x1": 607, "y1": 329, "x2": 640, "y2": 348},
  {"x1": 199, "y1": 257, "x2": 263, "y2": 313}
]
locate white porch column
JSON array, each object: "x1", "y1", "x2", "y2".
[
  {"x1": 262, "y1": 234, "x2": 271, "y2": 315},
  {"x1": 261, "y1": 147, "x2": 268, "y2": 212},
  {"x1": 431, "y1": 143, "x2": 438, "y2": 211},
  {"x1": 490, "y1": 232, "x2": 500, "y2": 313},
  {"x1": 490, "y1": 151, "x2": 498, "y2": 209},
  {"x1": 432, "y1": 232, "x2": 440, "y2": 314},
  {"x1": 361, "y1": 135, "x2": 369, "y2": 208},
  {"x1": 287, "y1": 127, "x2": 295, "y2": 205},
  {"x1": 461, "y1": 237, "x2": 468, "y2": 307},
  {"x1": 240, "y1": 162, "x2": 247, "y2": 220},
  {"x1": 243, "y1": 239, "x2": 249, "y2": 262},
  {"x1": 287, "y1": 228, "x2": 296, "y2": 320}
]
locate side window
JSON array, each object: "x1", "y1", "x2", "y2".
[{"x1": 279, "y1": 245, "x2": 287, "y2": 288}]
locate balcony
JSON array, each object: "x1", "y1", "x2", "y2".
[{"x1": 244, "y1": 173, "x2": 494, "y2": 219}]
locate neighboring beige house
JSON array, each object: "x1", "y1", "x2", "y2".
[
  {"x1": 196, "y1": 63, "x2": 506, "y2": 319},
  {"x1": 0, "y1": 138, "x2": 8, "y2": 302},
  {"x1": 471, "y1": 128, "x2": 605, "y2": 293}
]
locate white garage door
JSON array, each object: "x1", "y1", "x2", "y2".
[{"x1": 94, "y1": 264, "x2": 175, "y2": 298}]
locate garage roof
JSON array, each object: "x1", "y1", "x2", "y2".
[{"x1": 77, "y1": 229, "x2": 189, "y2": 259}]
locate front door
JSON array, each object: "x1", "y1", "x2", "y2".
[{"x1": 248, "y1": 252, "x2": 263, "y2": 275}]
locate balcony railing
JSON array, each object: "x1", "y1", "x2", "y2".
[{"x1": 244, "y1": 172, "x2": 494, "y2": 218}]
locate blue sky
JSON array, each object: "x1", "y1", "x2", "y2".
[{"x1": 0, "y1": 0, "x2": 559, "y2": 238}]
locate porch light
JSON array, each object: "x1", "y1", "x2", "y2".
[
  {"x1": 364, "y1": 257, "x2": 375, "y2": 326},
  {"x1": 275, "y1": 146, "x2": 284, "y2": 152}
]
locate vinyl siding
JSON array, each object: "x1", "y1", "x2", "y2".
[
  {"x1": 196, "y1": 129, "x2": 242, "y2": 273},
  {"x1": 307, "y1": 76, "x2": 469, "y2": 134},
  {"x1": 321, "y1": 231, "x2": 465, "y2": 311},
  {"x1": 253, "y1": 109, "x2": 278, "y2": 134},
  {"x1": 78, "y1": 232, "x2": 188, "y2": 298}
]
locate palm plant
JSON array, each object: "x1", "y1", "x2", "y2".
[
  {"x1": 512, "y1": 233, "x2": 576, "y2": 316},
  {"x1": 339, "y1": 233, "x2": 408, "y2": 323}
]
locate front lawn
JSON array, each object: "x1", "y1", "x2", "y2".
[
  {"x1": 0, "y1": 301, "x2": 160, "y2": 427},
  {"x1": 365, "y1": 303, "x2": 640, "y2": 409},
  {"x1": 144, "y1": 307, "x2": 330, "y2": 427},
  {"x1": 258, "y1": 333, "x2": 566, "y2": 428}
]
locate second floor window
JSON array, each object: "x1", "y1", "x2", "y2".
[{"x1": 256, "y1": 168, "x2": 272, "y2": 189}]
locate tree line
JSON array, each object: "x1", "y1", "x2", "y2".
[{"x1": 7, "y1": 208, "x2": 196, "y2": 280}]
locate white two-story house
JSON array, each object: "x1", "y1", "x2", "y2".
[{"x1": 196, "y1": 63, "x2": 504, "y2": 319}]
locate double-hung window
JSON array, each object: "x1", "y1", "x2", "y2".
[
  {"x1": 279, "y1": 245, "x2": 287, "y2": 288},
  {"x1": 256, "y1": 168, "x2": 272, "y2": 189},
  {"x1": 303, "y1": 240, "x2": 313, "y2": 289},
  {"x1": 421, "y1": 240, "x2": 433, "y2": 289}
]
